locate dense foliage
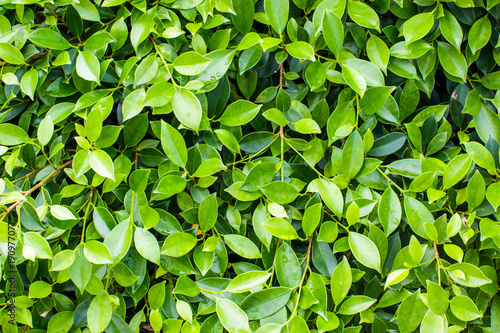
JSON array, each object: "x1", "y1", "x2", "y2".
[{"x1": 1, "y1": 0, "x2": 500, "y2": 331}]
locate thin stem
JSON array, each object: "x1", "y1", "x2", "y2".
[
  {"x1": 0, "y1": 159, "x2": 73, "y2": 222},
  {"x1": 285, "y1": 137, "x2": 325, "y2": 179},
  {"x1": 80, "y1": 188, "x2": 94, "y2": 244},
  {"x1": 150, "y1": 36, "x2": 177, "y2": 87},
  {"x1": 286, "y1": 237, "x2": 314, "y2": 325},
  {"x1": 377, "y1": 167, "x2": 405, "y2": 193},
  {"x1": 280, "y1": 127, "x2": 284, "y2": 181}
]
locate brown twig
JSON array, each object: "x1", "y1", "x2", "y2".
[
  {"x1": 0, "y1": 159, "x2": 73, "y2": 221},
  {"x1": 47, "y1": 7, "x2": 67, "y2": 26}
]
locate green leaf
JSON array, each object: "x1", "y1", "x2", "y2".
[
  {"x1": 447, "y1": 263, "x2": 492, "y2": 287},
  {"x1": 323, "y1": 10, "x2": 344, "y2": 58},
  {"x1": 122, "y1": 88, "x2": 146, "y2": 121},
  {"x1": 38, "y1": 115, "x2": 54, "y2": 147},
  {"x1": 0, "y1": 43, "x2": 25, "y2": 64},
  {"x1": 427, "y1": 281, "x2": 449, "y2": 315},
  {"x1": 0, "y1": 124, "x2": 29, "y2": 146},
  {"x1": 317, "y1": 179, "x2": 343, "y2": 218},
  {"x1": 420, "y1": 310, "x2": 447, "y2": 333},
  {"x1": 24, "y1": 232, "x2": 53, "y2": 259},
  {"x1": 85, "y1": 31, "x2": 115, "y2": 51},
  {"x1": 295, "y1": 118, "x2": 321, "y2": 134},
  {"x1": 47, "y1": 311, "x2": 74, "y2": 333},
  {"x1": 402, "y1": 12, "x2": 434, "y2": 45},
  {"x1": 173, "y1": 51, "x2": 212, "y2": 76},
  {"x1": 224, "y1": 234, "x2": 261, "y2": 259},
  {"x1": 302, "y1": 203, "x2": 322, "y2": 237},
  {"x1": 29, "y1": 281, "x2": 52, "y2": 298},
  {"x1": 468, "y1": 15, "x2": 491, "y2": 54},
  {"x1": 348, "y1": 232, "x2": 381, "y2": 272},
  {"x1": 214, "y1": 129, "x2": 241, "y2": 154},
  {"x1": 439, "y1": 10, "x2": 462, "y2": 50},
  {"x1": 437, "y1": 42, "x2": 467, "y2": 82},
  {"x1": 397, "y1": 291, "x2": 427, "y2": 333},
  {"x1": 104, "y1": 218, "x2": 133, "y2": 263},
  {"x1": 160, "y1": 120, "x2": 187, "y2": 168},
  {"x1": 347, "y1": 1, "x2": 380, "y2": 31},
  {"x1": 342, "y1": 130, "x2": 364, "y2": 179},
  {"x1": 450, "y1": 296, "x2": 482, "y2": 321},
  {"x1": 360, "y1": 86, "x2": 395, "y2": 115},
  {"x1": 342, "y1": 66, "x2": 366, "y2": 97},
  {"x1": 479, "y1": 71, "x2": 500, "y2": 90},
  {"x1": 264, "y1": 0, "x2": 289, "y2": 34},
  {"x1": 134, "y1": 227, "x2": 160, "y2": 264},
  {"x1": 172, "y1": 88, "x2": 202, "y2": 132},
  {"x1": 232, "y1": 0, "x2": 255, "y2": 34},
  {"x1": 367, "y1": 35, "x2": 389, "y2": 73},
  {"x1": 259, "y1": 181, "x2": 299, "y2": 204},
  {"x1": 275, "y1": 242, "x2": 302, "y2": 288},
  {"x1": 130, "y1": 9, "x2": 154, "y2": 51},
  {"x1": 331, "y1": 257, "x2": 352, "y2": 306},
  {"x1": 443, "y1": 154, "x2": 473, "y2": 189},
  {"x1": 286, "y1": 41, "x2": 315, "y2": 61},
  {"x1": 219, "y1": 100, "x2": 262, "y2": 126},
  {"x1": 89, "y1": 149, "x2": 115, "y2": 181},
  {"x1": 20, "y1": 69, "x2": 38, "y2": 101},
  {"x1": 88, "y1": 291, "x2": 112, "y2": 333},
  {"x1": 467, "y1": 170, "x2": 485, "y2": 209},
  {"x1": 215, "y1": 297, "x2": 251, "y2": 333},
  {"x1": 192, "y1": 158, "x2": 227, "y2": 177},
  {"x1": 199, "y1": 194, "x2": 218, "y2": 232},
  {"x1": 337, "y1": 295, "x2": 376, "y2": 315},
  {"x1": 378, "y1": 187, "x2": 401, "y2": 235},
  {"x1": 86, "y1": 108, "x2": 102, "y2": 142},
  {"x1": 225, "y1": 271, "x2": 271, "y2": 293},
  {"x1": 262, "y1": 217, "x2": 299, "y2": 240},
  {"x1": 83, "y1": 240, "x2": 113, "y2": 264},
  {"x1": 240, "y1": 287, "x2": 291, "y2": 320},
  {"x1": 134, "y1": 55, "x2": 158, "y2": 88},
  {"x1": 76, "y1": 51, "x2": 100, "y2": 83},
  {"x1": 27, "y1": 28, "x2": 73, "y2": 50},
  {"x1": 404, "y1": 196, "x2": 434, "y2": 239},
  {"x1": 241, "y1": 162, "x2": 278, "y2": 192},
  {"x1": 161, "y1": 232, "x2": 197, "y2": 257}
]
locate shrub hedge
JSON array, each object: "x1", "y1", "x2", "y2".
[{"x1": 1, "y1": 0, "x2": 500, "y2": 332}]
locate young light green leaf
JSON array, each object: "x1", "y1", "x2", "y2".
[
  {"x1": 286, "y1": 41, "x2": 315, "y2": 61},
  {"x1": 264, "y1": 0, "x2": 289, "y2": 34},
  {"x1": 38, "y1": 115, "x2": 54, "y2": 147},
  {"x1": 20, "y1": 69, "x2": 38, "y2": 101},
  {"x1": 323, "y1": 10, "x2": 343, "y2": 58},
  {"x1": 172, "y1": 88, "x2": 202, "y2": 133},
  {"x1": 134, "y1": 227, "x2": 160, "y2": 264},
  {"x1": 173, "y1": 51, "x2": 212, "y2": 75},
  {"x1": 27, "y1": 28, "x2": 73, "y2": 50},
  {"x1": 219, "y1": 100, "x2": 262, "y2": 126},
  {"x1": 437, "y1": 42, "x2": 467, "y2": 82},
  {"x1": 160, "y1": 120, "x2": 187, "y2": 168},
  {"x1": 468, "y1": 15, "x2": 491, "y2": 55},
  {"x1": 90, "y1": 149, "x2": 115, "y2": 180},
  {"x1": 348, "y1": 232, "x2": 381, "y2": 272},
  {"x1": 224, "y1": 234, "x2": 261, "y2": 259},
  {"x1": 347, "y1": 1, "x2": 380, "y2": 31},
  {"x1": 76, "y1": 51, "x2": 100, "y2": 83},
  {"x1": 0, "y1": 43, "x2": 25, "y2": 64},
  {"x1": 216, "y1": 297, "x2": 251, "y2": 333},
  {"x1": 88, "y1": 292, "x2": 112, "y2": 333},
  {"x1": 403, "y1": 12, "x2": 434, "y2": 45}
]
